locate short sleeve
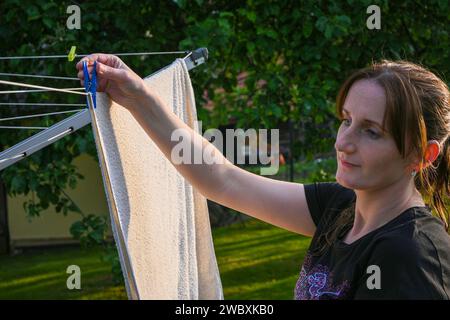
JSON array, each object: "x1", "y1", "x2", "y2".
[
  {"x1": 304, "y1": 181, "x2": 356, "y2": 228},
  {"x1": 353, "y1": 235, "x2": 448, "y2": 299}
]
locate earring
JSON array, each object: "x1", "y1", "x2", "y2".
[
  {"x1": 411, "y1": 169, "x2": 417, "y2": 177},
  {"x1": 427, "y1": 160, "x2": 439, "y2": 170}
]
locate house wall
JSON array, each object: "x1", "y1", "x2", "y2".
[
  {"x1": 0, "y1": 179, "x2": 9, "y2": 253},
  {"x1": 7, "y1": 153, "x2": 109, "y2": 248}
]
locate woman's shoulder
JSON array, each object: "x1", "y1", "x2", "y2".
[
  {"x1": 356, "y1": 212, "x2": 450, "y2": 299},
  {"x1": 371, "y1": 206, "x2": 450, "y2": 260}
]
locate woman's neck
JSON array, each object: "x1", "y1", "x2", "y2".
[{"x1": 344, "y1": 180, "x2": 424, "y2": 244}]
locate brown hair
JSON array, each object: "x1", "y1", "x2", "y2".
[{"x1": 313, "y1": 60, "x2": 450, "y2": 256}]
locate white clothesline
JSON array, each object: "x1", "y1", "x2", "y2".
[
  {"x1": 0, "y1": 50, "x2": 189, "y2": 60},
  {"x1": 0, "y1": 72, "x2": 79, "y2": 81},
  {"x1": 0, "y1": 103, "x2": 84, "y2": 107},
  {"x1": 0, "y1": 79, "x2": 87, "y2": 95},
  {"x1": 0, "y1": 126, "x2": 47, "y2": 130},
  {"x1": 0, "y1": 47, "x2": 208, "y2": 172},
  {"x1": 0, "y1": 109, "x2": 83, "y2": 122}
]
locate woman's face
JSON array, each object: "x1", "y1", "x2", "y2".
[{"x1": 334, "y1": 79, "x2": 411, "y2": 190}]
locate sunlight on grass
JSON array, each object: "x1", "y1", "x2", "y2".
[
  {"x1": 213, "y1": 219, "x2": 311, "y2": 300},
  {"x1": 0, "y1": 218, "x2": 311, "y2": 299},
  {"x1": 0, "y1": 272, "x2": 62, "y2": 289}
]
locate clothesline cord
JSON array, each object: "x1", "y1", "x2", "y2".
[
  {"x1": 0, "y1": 103, "x2": 84, "y2": 107},
  {"x1": 0, "y1": 126, "x2": 47, "y2": 130},
  {"x1": 0, "y1": 109, "x2": 84, "y2": 122},
  {"x1": 0, "y1": 51, "x2": 189, "y2": 60},
  {"x1": 0, "y1": 79, "x2": 87, "y2": 96},
  {"x1": 0, "y1": 72, "x2": 79, "y2": 81},
  {"x1": 0, "y1": 88, "x2": 84, "y2": 94}
]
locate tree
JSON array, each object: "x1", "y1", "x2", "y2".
[{"x1": 0, "y1": 0, "x2": 448, "y2": 264}]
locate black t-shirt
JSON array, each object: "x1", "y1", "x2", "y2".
[{"x1": 294, "y1": 181, "x2": 450, "y2": 300}]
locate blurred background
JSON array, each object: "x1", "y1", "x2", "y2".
[{"x1": 0, "y1": 0, "x2": 448, "y2": 299}]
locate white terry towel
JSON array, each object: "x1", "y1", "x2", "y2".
[{"x1": 89, "y1": 58, "x2": 224, "y2": 300}]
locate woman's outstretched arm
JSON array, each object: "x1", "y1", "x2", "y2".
[{"x1": 76, "y1": 54, "x2": 316, "y2": 237}]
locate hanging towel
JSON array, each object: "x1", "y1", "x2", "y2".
[{"x1": 89, "y1": 58, "x2": 224, "y2": 300}]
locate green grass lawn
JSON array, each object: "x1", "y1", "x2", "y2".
[{"x1": 0, "y1": 218, "x2": 311, "y2": 299}]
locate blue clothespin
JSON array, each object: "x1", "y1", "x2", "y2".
[{"x1": 83, "y1": 60, "x2": 97, "y2": 109}]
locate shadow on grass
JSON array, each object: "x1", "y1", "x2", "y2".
[
  {"x1": 0, "y1": 246, "x2": 124, "y2": 299},
  {"x1": 0, "y1": 219, "x2": 312, "y2": 299},
  {"x1": 220, "y1": 251, "x2": 307, "y2": 299},
  {"x1": 214, "y1": 232, "x2": 304, "y2": 254}
]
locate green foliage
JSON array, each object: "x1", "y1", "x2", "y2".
[
  {"x1": 1, "y1": 0, "x2": 449, "y2": 217},
  {"x1": 298, "y1": 157, "x2": 338, "y2": 183},
  {"x1": 179, "y1": 0, "x2": 449, "y2": 160},
  {"x1": 69, "y1": 214, "x2": 123, "y2": 284},
  {"x1": 0, "y1": 0, "x2": 186, "y2": 218},
  {"x1": 101, "y1": 244, "x2": 124, "y2": 285},
  {"x1": 70, "y1": 214, "x2": 107, "y2": 247},
  {"x1": 0, "y1": 0, "x2": 448, "y2": 286}
]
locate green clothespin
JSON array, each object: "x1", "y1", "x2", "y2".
[{"x1": 68, "y1": 46, "x2": 77, "y2": 61}]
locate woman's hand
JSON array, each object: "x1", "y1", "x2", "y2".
[{"x1": 76, "y1": 54, "x2": 149, "y2": 111}]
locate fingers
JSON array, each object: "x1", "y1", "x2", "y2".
[
  {"x1": 97, "y1": 62, "x2": 127, "y2": 81},
  {"x1": 76, "y1": 54, "x2": 99, "y2": 85},
  {"x1": 75, "y1": 53, "x2": 103, "y2": 70},
  {"x1": 76, "y1": 53, "x2": 128, "y2": 85},
  {"x1": 75, "y1": 53, "x2": 124, "y2": 71},
  {"x1": 77, "y1": 61, "x2": 100, "y2": 81}
]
